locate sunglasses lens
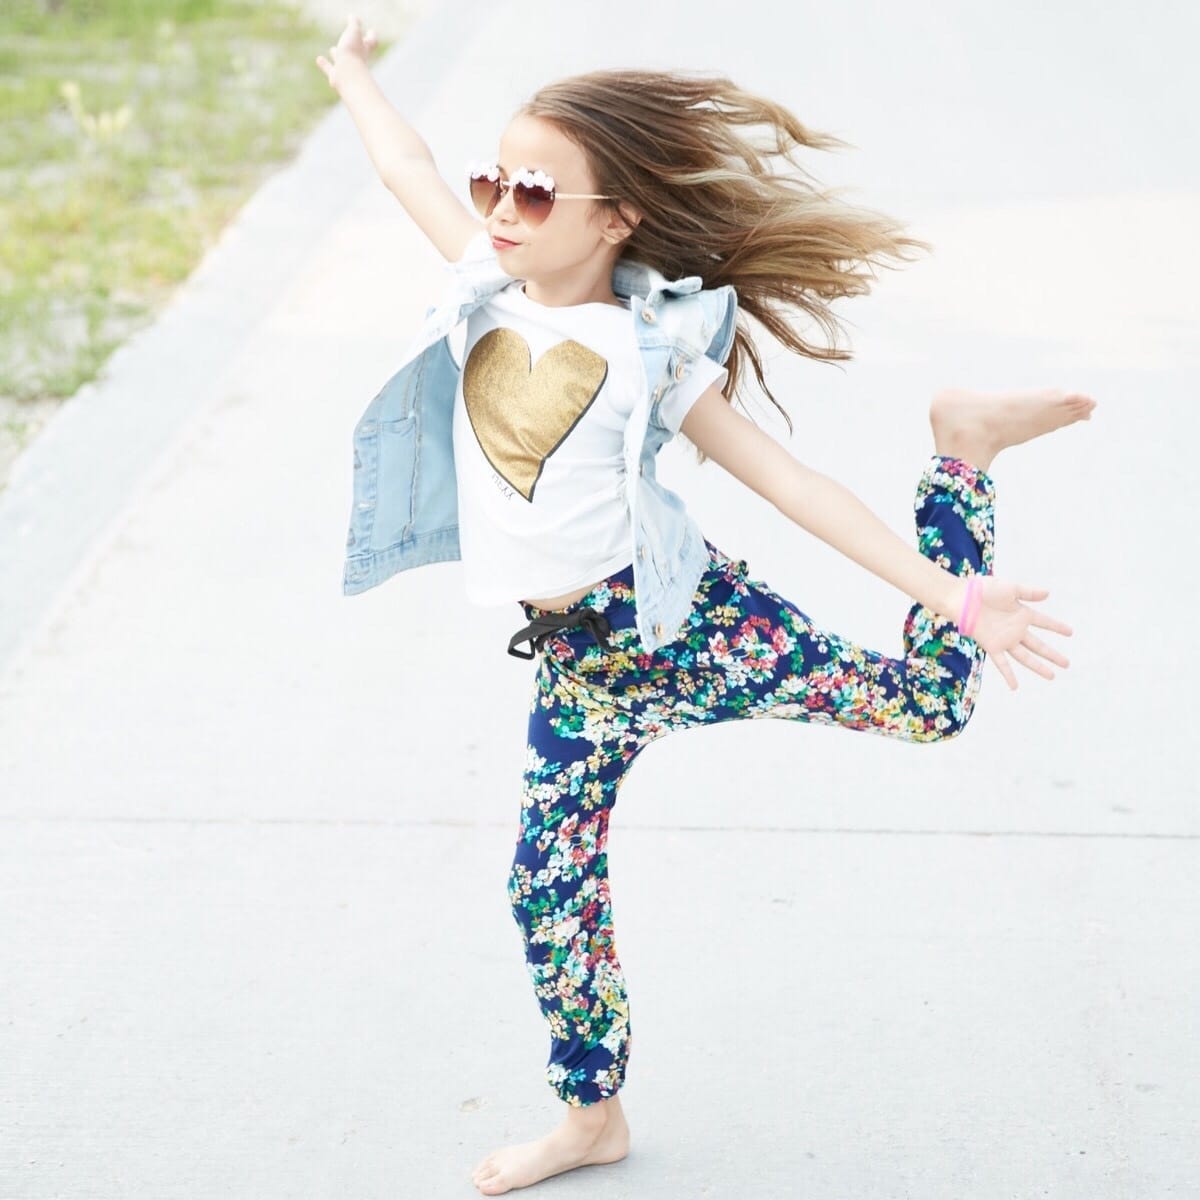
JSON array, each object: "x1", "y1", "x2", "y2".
[
  {"x1": 514, "y1": 182, "x2": 554, "y2": 227},
  {"x1": 469, "y1": 174, "x2": 500, "y2": 218}
]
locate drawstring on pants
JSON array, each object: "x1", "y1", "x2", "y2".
[{"x1": 507, "y1": 608, "x2": 613, "y2": 660}]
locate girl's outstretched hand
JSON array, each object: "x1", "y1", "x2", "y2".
[
  {"x1": 315, "y1": 14, "x2": 378, "y2": 91},
  {"x1": 966, "y1": 575, "x2": 1073, "y2": 691}
]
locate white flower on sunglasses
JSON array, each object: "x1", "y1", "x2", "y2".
[
  {"x1": 513, "y1": 167, "x2": 556, "y2": 193},
  {"x1": 465, "y1": 160, "x2": 556, "y2": 193},
  {"x1": 465, "y1": 159, "x2": 501, "y2": 182}
]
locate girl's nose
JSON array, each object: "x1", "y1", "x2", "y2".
[{"x1": 493, "y1": 183, "x2": 519, "y2": 221}]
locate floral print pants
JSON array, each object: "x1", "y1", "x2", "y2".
[{"x1": 507, "y1": 454, "x2": 996, "y2": 1107}]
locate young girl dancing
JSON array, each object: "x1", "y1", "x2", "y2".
[{"x1": 318, "y1": 16, "x2": 1095, "y2": 1196}]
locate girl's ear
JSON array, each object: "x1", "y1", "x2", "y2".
[{"x1": 604, "y1": 201, "x2": 643, "y2": 246}]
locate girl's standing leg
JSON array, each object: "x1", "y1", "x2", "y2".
[
  {"x1": 473, "y1": 581, "x2": 646, "y2": 1193},
  {"x1": 509, "y1": 632, "x2": 648, "y2": 1109}
]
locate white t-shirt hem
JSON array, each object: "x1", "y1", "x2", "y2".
[
  {"x1": 524, "y1": 547, "x2": 635, "y2": 601},
  {"x1": 469, "y1": 544, "x2": 635, "y2": 608}
]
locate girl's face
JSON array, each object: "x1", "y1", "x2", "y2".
[{"x1": 485, "y1": 114, "x2": 637, "y2": 278}]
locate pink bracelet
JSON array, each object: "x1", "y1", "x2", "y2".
[
  {"x1": 959, "y1": 575, "x2": 983, "y2": 636},
  {"x1": 967, "y1": 577, "x2": 984, "y2": 634}
]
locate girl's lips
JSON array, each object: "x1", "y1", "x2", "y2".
[{"x1": 491, "y1": 236, "x2": 519, "y2": 248}]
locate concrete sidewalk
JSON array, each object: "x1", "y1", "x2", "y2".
[{"x1": 1, "y1": 2, "x2": 1196, "y2": 1197}]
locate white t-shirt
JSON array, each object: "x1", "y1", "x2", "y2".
[{"x1": 451, "y1": 279, "x2": 728, "y2": 606}]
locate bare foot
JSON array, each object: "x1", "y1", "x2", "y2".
[
  {"x1": 471, "y1": 1095, "x2": 630, "y2": 1195},
  {"x1": 930, "y1": 387, "x2": 1097, "y2": 472}
]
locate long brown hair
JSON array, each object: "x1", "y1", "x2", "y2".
[{"x1": 518, "y1": 68, "x2": 932, "y2": 462}]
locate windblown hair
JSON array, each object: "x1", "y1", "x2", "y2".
[{"x1": 517, "y1": 68, "x2": 932, "y2": 462}]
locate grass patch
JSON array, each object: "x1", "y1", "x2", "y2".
[{"x1": 0, "y1": 0, "x2": 398, "y2": 438}]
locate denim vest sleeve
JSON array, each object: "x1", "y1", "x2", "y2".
[
  {"x1": 648, "y1": 283, "x2": 738, "y2": 436},
  {"x1": 704, "y1": 283, "x2": 739, "y2": 367}
]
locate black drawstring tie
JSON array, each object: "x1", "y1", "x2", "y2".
[{"x1": 507, "y1": 607, "x2": 613, "y2": 660}]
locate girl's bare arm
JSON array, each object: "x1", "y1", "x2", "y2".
[
  {"x1": 316, "y1": 17, "x2": 484, "y2": 262},
  {"x1": 680, "y1": 383, "x2": 966, "y2": 621},
  {"x1": 681, "y1": 381, "x2": 1077, "y2": 692}
]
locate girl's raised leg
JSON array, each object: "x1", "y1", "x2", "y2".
[
  {"x1": 650, "y1": 452, "x2": 996, "y2": 744},
  {"x1": 929, "y1": 385, "x2": 1097, "y2": 474},
  {"x1": 639, "y1": 386, "x2": 1097, "y2": 743}
]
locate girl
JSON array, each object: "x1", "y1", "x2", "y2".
[{"x1": 317, "y1": 17, "x2": 1094, "y2": 1196}]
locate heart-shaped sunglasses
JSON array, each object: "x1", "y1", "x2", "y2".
[{"x1": 466, "y1": 160, "x2": 614, "y2": 228}]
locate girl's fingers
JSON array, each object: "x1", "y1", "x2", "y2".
[
  {"x1": 1023, "y1": 633, "x2": 1070, "y2": 668},
  {"x1": 1018, "y1": 584, "x2": 1050, "y2": 600},
  {"x1": 1009, "y1": 644, "x2": 1054, "y2": 681},
  {"x1": 991, "y1": 649, "x2": 1018, "y2": 691},
  {"x1": 1029, "y1": 611, "x2": 1073, "y2": 636}
]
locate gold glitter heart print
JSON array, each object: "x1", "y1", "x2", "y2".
[{"x1": 462, "y1": 328, "x2": 608, "y2": 502}]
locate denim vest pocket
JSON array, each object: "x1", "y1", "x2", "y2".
[{"x1": 375, "y1": 415, "x2": 417, "y2": 546}]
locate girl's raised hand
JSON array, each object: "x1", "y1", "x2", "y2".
[
  {"x1": 315, "y1": 14, "x2": 378, "y2": 91},
  {"x1": 966, "y1": 575, "x2": 1073, "y2": 691}
]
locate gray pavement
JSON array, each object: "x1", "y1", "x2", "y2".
[{"x1": 1, "y1": 2, "x2": 1197, "y2": 1197}]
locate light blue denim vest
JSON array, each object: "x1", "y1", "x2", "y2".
[{"x1": 342, "y1": 229, "x2": 738, "y2": 654}]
